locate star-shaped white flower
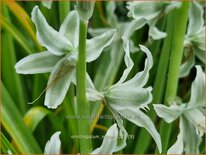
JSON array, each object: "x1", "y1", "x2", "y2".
[{"x1": 15, "y1": 6, "x2": 116, "y2": 109}]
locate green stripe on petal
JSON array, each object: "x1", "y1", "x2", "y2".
[{"x1": 44, "y1": 56, "x2": 75, "y2": 109}]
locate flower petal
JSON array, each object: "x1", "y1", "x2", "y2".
[
  {"x1": 187, "y1": 1, "x2": 204, "y2": 36},
  {"x1": 109, "y1": 108, "x2": 128, "y2": 152},
  {"x1": 153, "y1": 104, "x2": 185, "y2": 123},
  {"x1": 123, "y1": 19, "x2": 146, "y2": 38},
  {"x1": 106, "y1": 1, "x2": 118, "y2": 26},
  {"x1": 181, "y1": 115, "x2": 202, "y2": 154},
  {"x1": 86, "y1": 29, "x2": 116, "y2": 62},
  {"x1": 44, "y1": 131, "x2": 61, "y2": 154},
  {"x1": 149, "y1": 26, "x2": 167, "y2": 40},
  {"x1": 86, "y1": 88, "x2": 104, "y2": 102},
  {"x1": 91, "y1": 124, "x2": 118, "y2": 154},
  {"x1": 194, "y1": 47, "x2": 205, "y2": 64},
  {"x1": 117, "y1": 107, "x2": 162, "y2": 153},
  {"x1": 44, "y1": 56, "x2": 75, "y2": 109},
  {"x1": 42, "y1": 1, "x2": 52, "y2": 9},
  {"x1": 188, "y1": 65, "x2": 205, "y2": 107},
  {"x1": 114, "y1": 37, "x2": 134, "y2": 85},
  {"x1": 105, "y1": 87, "x2": 152, "y2": 110},
  {"x1": 127, "y1": 1, "x2": 162, "y2": 21},
  {"x1": 59, "y1": 10, "x2": 79, "y2": 48},
  {"x1": 15, "y1": 51, "x2": 62, "y2": 74},
  {"x1": 167, "y1": 117, "x2": 184, "y2": 154},
  {"x1": 184, "y1": 108, "x2": 205, "y2": 136},
  {"x1": 120, "y1": 44, "x2": 153, "y2": 88},
  {"x1": 31, "y1": 6, "x2": 73, "y2": 56},
  {"x1": 179, "y1": 55, "x2": 195, "y2": 78}
]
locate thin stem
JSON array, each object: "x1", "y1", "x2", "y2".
[
  {"x1": 156, "y1": 2, "x2": 190, "y2": 154},
  {"x1": 165, "y1": 2, "x2": 190, "y2": 104},
  {"x1": 59, "y1": 1, "x2": 70, "y2": 23},
  {"x1": 76, "y1": 20, "x2": 92, "y2": 154}
]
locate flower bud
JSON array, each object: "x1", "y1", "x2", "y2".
[{"x1": 76, "y1": 1, "x2": 95, "y2": 22}]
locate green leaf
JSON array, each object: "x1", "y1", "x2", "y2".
[
  {"x1": 2, "y1": 82, "x2": 42, "y2": 154},
  {"x1": 1, "y1": 15, "x2": 34, "y2": 54},
  {"x1": 86, "y1": 29, "x2": 116, "y2": 62},
  {"x1": 15, "y1": 51, "x2": 62, "y2": 74},
  {"x1": 23, "y1": 106, "x2": 51, "y2": 131},
  {"x1": 44, "y1": 131, "x2": 61, "y2": 154},
  {"x1": 2, "y1": 3, "x2": 26, "y2": 113},
  {"x1": 59, "y1": 10, "x2": 79, "y2": 48},
  {"x1": 31, "y1": 6, "x2": 73, "y2": 55},
  {"x1": 91, "y1": 124, "x2": 118, "y2": 154},
  {"x1": 1, "y1": 133, "x2": 17, "y2": 154},
  {"x1": 44, "y1": 56, "x2": 75, "y2": 109}
]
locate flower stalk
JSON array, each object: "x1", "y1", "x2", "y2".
[
  {"x1": 76, "y1": 16, "x2": 92, "y2": 154},
  {"x1": 165, "y1": 2, "x2": 190, "y2": 104}
]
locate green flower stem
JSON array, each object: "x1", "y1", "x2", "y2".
[
  {"x1": 153, "y1": 11, "x2": 176, "y2": 105},
  {"x1": 76, "y1": 20, "x2": 92, "y2": 154},
  {"x1": 59, "y1": 1, "x2": 70, "y2": 23},
  {"x1": 165, "y1": 2, "x2": 190, "y2": 104},
  {"x1": 153, "y1": 11, "x2": 177, "y2": 154},
  {"x1": 156, "y1": 2, "x2": 190, "y2": 154}
]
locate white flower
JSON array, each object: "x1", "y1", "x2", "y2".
[
  {"x1": 154, "y1": 66, "x2": 205, "y2": 154},
  {"x1": 127, "y1": 1, "x2": 181, "y2": 40},
  {"x1": 87, "y1": 38, "x2": 162, "y2": 153},
  {"x1": 180, "y1": 2, "x2": 205, "y2": 77},
  {"x1": 15, "y1": 6, "x2": 116, "y2": 109}
]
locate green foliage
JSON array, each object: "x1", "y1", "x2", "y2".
[{"x1": 1, "y1": 1, "x2": 205, "y2": 154}]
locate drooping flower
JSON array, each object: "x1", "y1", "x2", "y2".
[
  {"x1": 87, "y1": 38, "x2": 162, "y2": 153},
  {"x1": 154, "y1": 66, "x2": 205, "y2": 154},
  {"x1": 127, "y1": 1, "x2": 181, "y2": 40},
  {"x1": 180, "y1": 1, "x2": 205, "y2": 77},
  {"x1": 15, "y1": 6, "x2": 116, "y2": 109}
]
